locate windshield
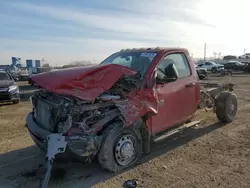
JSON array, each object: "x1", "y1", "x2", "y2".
[
  {"x1": 100, "y1": 51, "x2": 158, "y2": 77},
  {"x1": 0, "y1": 71, "x2": 11, "y2": 80}
]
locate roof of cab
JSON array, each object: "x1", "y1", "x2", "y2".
[{"x1": 119, "y1": 47, "x2": 189, "y2": 53}]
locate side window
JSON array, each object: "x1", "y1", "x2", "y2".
[
  {"x1": 156, "y1": 53, "x2": 191, "y2": 79},
  {"x1": 166, "y1": 53, "x2": 191, "y2": 78}
]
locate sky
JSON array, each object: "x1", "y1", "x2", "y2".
[{"x1": 0, "y1": 0, "x2": 249, "y2": 65}]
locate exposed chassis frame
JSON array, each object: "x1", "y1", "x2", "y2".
[{"x1": 198, "y1": 82, "x2": 235, "y2": 109}]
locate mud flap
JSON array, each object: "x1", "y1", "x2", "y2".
[{"x1": 41, "y1": 134, "x2": 67, "y2": 188}]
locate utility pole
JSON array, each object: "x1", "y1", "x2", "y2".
[
  {"x1": 244, "y1": 48, "x2": 247, "y2": 54},
  {"x1": 204, "y1": 43, "x2": 207, "y2": 61}
]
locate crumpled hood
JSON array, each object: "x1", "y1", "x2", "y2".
[{"x1": 30, "y1": 64, "x2": 137, "y2": 100}]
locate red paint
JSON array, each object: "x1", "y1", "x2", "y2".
[
  {"x1": 31, "y1": 48, "x2": 200, "y2": 135},
  {"x1": 116, "y1": 88, "x2": 158, "y2": 126}
]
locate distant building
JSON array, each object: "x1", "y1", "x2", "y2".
[
  {"x1": 11, "y1": 57, "x2": 21, "y2": 66},
  {"x1": 26, "y1": 59, "x2": 41, "y2": 68}
]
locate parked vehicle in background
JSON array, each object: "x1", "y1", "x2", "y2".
[
  {"x1": 197, "y1": 61, "x2": 224, "y2": 73},
  {"x1": 223, "y1": 55, "x2": 237, "y2": 60},
  {"x1": 9, "y1": 71, "x2": 20, "y2": 81},
  {"x1": 239, "y1": 53, "x2": 250, "y2": 59},
  {"x1": 243, "y1": 62, "x2": 250, "y2": 72},
  {"x1": 195, "y1": 64, "x2": 208, "y2": 80},
  {"x1": 224, "y1": 61, "x2": 245, "y2": 71},
  {"x1": 0, "y1": 69, "x2": 20, "y2": 104}
]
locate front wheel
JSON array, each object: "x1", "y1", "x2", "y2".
[
  {"x1": 13, "y1": 99, "x2": 20, "y2": 104},
  {"x1": 98, "y1": 122, "x2": 143, "y2": 172},
  {"x1": 215, "y1": 92, "x2": 238, "y2": 123}
]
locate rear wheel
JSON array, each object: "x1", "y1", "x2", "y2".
[
  {"x1": 215, "y1": 92, "x2": 238, "y2": 123},
  {"x1": 211, "y1": 67, "x2": 217, "y2": 73},
  {"x1": 98, "y1": 122, "x2": 143, "y2": 172}
]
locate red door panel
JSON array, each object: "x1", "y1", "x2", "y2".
[
  {"x1": 151, "y1": 52, "x2": 198, "y2": 135},
  {"x1": 151, "y1": 82, "x2": 179, "y2": 133}
]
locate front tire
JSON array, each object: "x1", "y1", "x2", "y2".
[
  {"x1": 215, "y1": 92, "x2": 238, "y2": 123},
  {"x1": 98, "y1": 122, "x2": 143, "y2": 172},
  {"x1": 13, "y1": 99, "x2": 20, "y2": 104}
]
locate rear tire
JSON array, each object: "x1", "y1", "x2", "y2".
[
  {"x1": 211, "y1": 67, "x2": 217, "y2": 73},
  {"x1": 215, "y1": 92, "x2": 238, "y2": 123},
  {"x1": 98, "y1": 122, "x2": 143, "y2": 172}
]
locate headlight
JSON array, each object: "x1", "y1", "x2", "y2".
[{"x1": 8, "y1": 85, "x2": 18, "y2": 92}]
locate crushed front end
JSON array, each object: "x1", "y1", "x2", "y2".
[
  {"x1": 26, "y1": 89, "x2": 120, "y2": 161},
  {"x1": 27, "y1": 89, "x2": 122, "y2": 188},
  {"x1": 26, "y1": 64, "x2": 159, "y2": 187}
]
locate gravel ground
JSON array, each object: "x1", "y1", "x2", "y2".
[{"x1": 0, "y1": 73, "x2": 249, "y2": 188}]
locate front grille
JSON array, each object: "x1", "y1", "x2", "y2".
[{"x1": 35, "y1": 99, "x2": 54, "y2": 131}]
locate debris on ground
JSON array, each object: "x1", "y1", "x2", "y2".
[{"x1": 123, "y1": 179, "x2": 138, "y2": 188}]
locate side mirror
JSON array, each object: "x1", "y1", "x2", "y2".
[{"x1": 164, "y1": 63, "x2": 178, "y2": 81}]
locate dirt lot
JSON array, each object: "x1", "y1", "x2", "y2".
[{"x1": 0, "y1": 73, "x2": 250, "y2": 188}]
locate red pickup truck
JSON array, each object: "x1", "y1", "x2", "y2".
[{"x1": 26, "y1": 47, "x2": 238, "y2": 187}]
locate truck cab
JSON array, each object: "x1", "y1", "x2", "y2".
[{"x1": 98, "y1": 48, "x2": 200, "y2": 134}]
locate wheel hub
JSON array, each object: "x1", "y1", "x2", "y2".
[
  {"x1": 115, "y1": 135, "x2": 135, "y2": 166},
  {"x1": 228, "y1": 100, "x2": 235, "y2": 114},
  {"x1": 121, "y1": 142, "x2": 134, "y2": 158}
]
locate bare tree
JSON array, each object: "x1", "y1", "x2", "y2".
[{"x1": 42, "y1": 63, "x2": 50, "y2": 67}]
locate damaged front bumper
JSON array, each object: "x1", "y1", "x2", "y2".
[
  {"x1": 26, "y1": 113, "x2": 103, "y2": 161},
  {"x1": 26, "y1": 112, "x2": 103, "y2": 187}
]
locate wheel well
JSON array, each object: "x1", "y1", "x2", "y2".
[
  {"x1": 100, "y1": 114, "x2": 152, "y2": 154},
  {"x1": 133, "y1": 115, "x2": 151, "y2": 154}
]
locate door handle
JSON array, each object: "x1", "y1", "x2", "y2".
[{"x1": 186, "y1": 82, "x2": 195, "y2": 87}]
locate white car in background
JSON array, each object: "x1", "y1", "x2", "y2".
[
  {"x1": 239, "y1": 53, "x2": 250, "y2": 59},
  {"x1": 195, "y1": 64, "x2": 207, "y2": 71},
  {"x1": 197, "y1": 61, "x2": 224, "y2": 73},
  {"x1": 195, "y1": 63, "x2": 208, "y2": 80}
]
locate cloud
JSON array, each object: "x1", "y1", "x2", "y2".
[
  {"x1": 5, "y1": 1, "x2": 213, "y2": 40},
  {"x1": 1, "y1": 0, "x2": 250, "y2": 65}
]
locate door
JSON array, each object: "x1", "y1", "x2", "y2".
[
  {"x1": 205, "y1": 62, "x2": 212, "y2": 70},
  {"x1": 151, "y1": 53, "x2": 197, "y2": 134}
]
